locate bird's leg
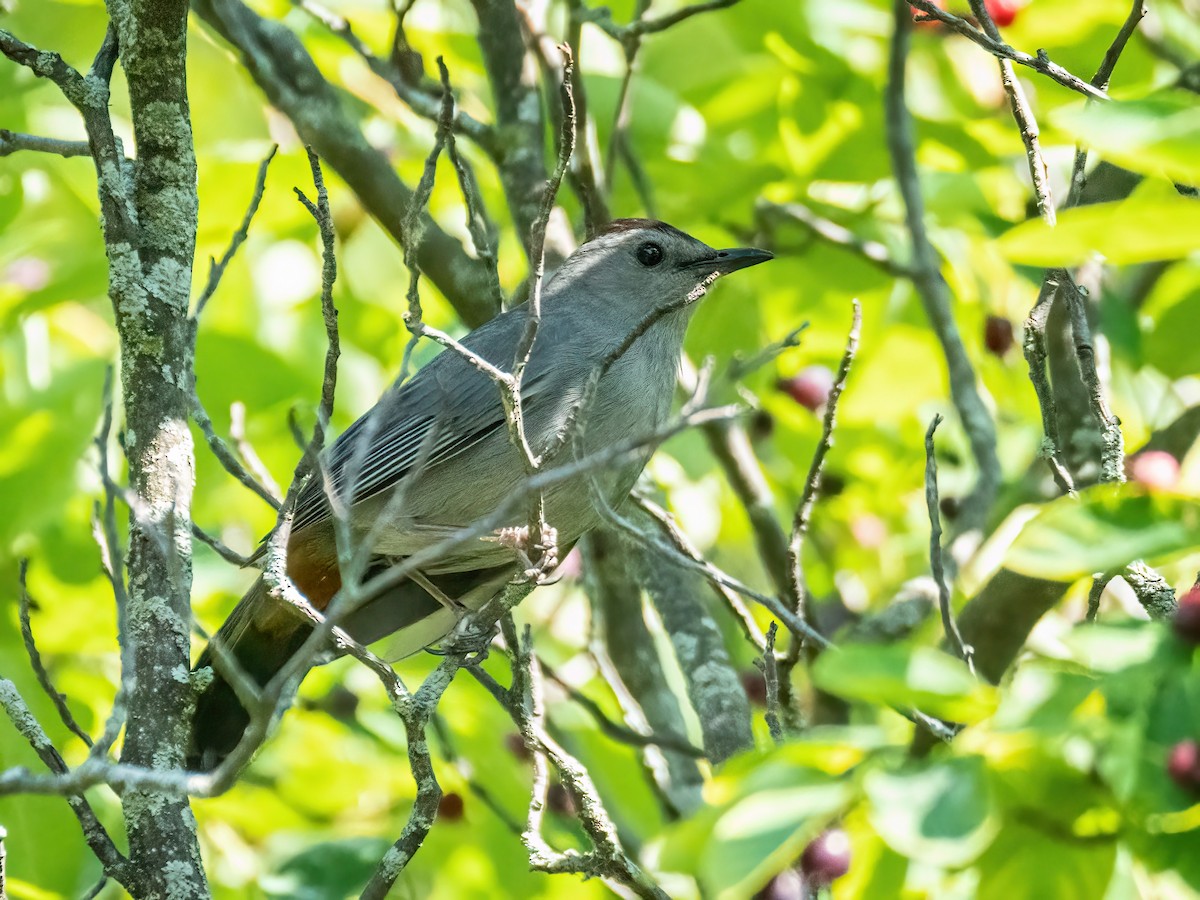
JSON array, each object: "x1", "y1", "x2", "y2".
[{"x1": 409, "y1": 569, "x2": 470, "y2": 621}]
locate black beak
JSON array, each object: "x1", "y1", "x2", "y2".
[{"x1": 688, "y1": 247, "x2": 774, "y2": 275}]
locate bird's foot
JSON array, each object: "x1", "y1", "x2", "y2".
[
  {"x1": 494, "y1": 523, "x2": 559, "y2": 583},
  {"x1": 428, "y1": 620, "x2": 496, "y2": 661}
]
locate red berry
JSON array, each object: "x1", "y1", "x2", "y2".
[
  {"x1": 741, "y1": 670, "x2": 767, "y2": 707},
  {"x1": 438, "y1": 791, "x2": 465, "y2": 821},
  {"x1": 1128, "y1": 451, "x2": 1181, "y2": 491},
  {"x1": 1174, "y1": 586, "x2": 1200, "y2": 644},
  {"x1": 777, "y1": 366, "x2": 835, "y2": 412},
  {"x1": 984, "y1": 315, "x2": 1015, "y2": 357},
  {"x1": 1167, "y1": 740, "x2": 1200, "y2": 792},
  {"x1": 985, "y1": 0, "x2": 1020, "y2": 26},
  {"x1": 800, "y1": 828, "x2": 851, "y2": 885}
]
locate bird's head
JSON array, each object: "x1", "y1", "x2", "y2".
[{"x1": 549, "y1": 219, "x2": 772, "y2": 326}]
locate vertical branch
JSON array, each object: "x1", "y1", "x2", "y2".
[
  {"x1": 1057, "y1": 272, "x2": 1125, "y2": 482},
  {"x1": 101, "y1": 0, "x2": 206, "y2": 890},
  {"x1": 1022, "y1": 281, "x2": 1077, "y2": 493},
  {"x1": 885, "y1": 0, "x2": 1000, "y2": 534}
]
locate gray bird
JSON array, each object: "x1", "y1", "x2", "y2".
[{"x1": 189, "y1": 218, "x2": 772, "y2": 769}]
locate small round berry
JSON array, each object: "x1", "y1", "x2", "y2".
[
  {"x1": 984, "y1": 315, "x2": 1015, "y2": 357},
  {"x1": 438, "y1": 791, "x2": 465, "y2": 822},
  {"x1": 1173, "y1": 585, "x2": 1200, "y2": 645},
  {"x1": 1128, "y1": 451, "x2": 1181, "y2": 491},
  {"x1": 800, "y1": 828, "x2": 852, "y2": 885},
  {"x1": 1167, "y1": 740, "x2": 1200, "y2": 793},
  {"x1": 777, "y1": 366, "x2": 835, "y2": 412}
]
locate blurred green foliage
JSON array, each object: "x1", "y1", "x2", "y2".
[{"x1": 1, "y1": 0, "x2": 1199, "y2": 897}]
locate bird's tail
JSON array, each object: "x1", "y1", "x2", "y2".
[{"x1": 188, "y1": 575, "x2": 311, "y2": 772}]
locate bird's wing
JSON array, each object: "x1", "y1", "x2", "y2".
[{"x1": 285, "y1": 310, "x2": 556, "y2": 537}]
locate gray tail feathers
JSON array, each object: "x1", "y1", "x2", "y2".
[
  {"x1": 188, "y1": 576, "x2": 311, "y2": 772},
  {"x1": 187, "y1": 562, "x2": 515, "y2": 772}
]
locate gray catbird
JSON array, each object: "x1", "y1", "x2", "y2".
[{"x1": 189, "y1": 218, "x2": 772, "y2": 769}]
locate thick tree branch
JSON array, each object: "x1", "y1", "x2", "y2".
[{"x1": 886, "y1": 0, "x2": 1000, "y2": 535}]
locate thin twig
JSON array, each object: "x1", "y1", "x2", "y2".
[
  {"x1": 436, "y1": 58, "x2": 503, "y2": 312},
  {"x1": 191, "y1": 523, "x2": 252, "y2": 567},
  {"x1": 17, "y1": 561, "x2": 93, "y2": 747},
  {"x1": 758, "y1": 201, "x2": 918, "y2": 279},
  {"x1": 905, "y1": 0, "x2": 1109, "y2": 100},
  {"x1": 229, "y1": 401, "x2": 283, "y2": 503},
  {"x1": 755, "y1": 623, "x2": 784, "y2": 744},
  {"x1": 968, "y1": 0, "x2": 1054, "y2": 224},
  {"x1": 1067, "y1": 2, "x2": 1146, "y2": 207},
  {"x1": 193, "y1": 145, "x2": 277, "y2": 318},
  {"x1": 785, "y1": 300, "x2": 861, "y2": 638},
  {"x1": 190, "y1": 391, "x2": 282, "y2": 510},
  {"x1": 0, "y1": 129, "x2": 91, "y2": 158},
  {"x1": 924, "y1": 415, "x2": 973, "y2": 669},
  {"x1": 0, "y1": 680, "x2": 127, "y2": 877},
  {"x1": 510, "y1": 629, "x2": 670, "y2": 900},
  {"x1": 539, "y1": 658, "x2": 704, "y2": 758}
]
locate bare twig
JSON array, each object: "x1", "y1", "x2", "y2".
[
  {"x1": 905, "y1": 0, "x2": 1109, "y2": 100},
  {"x1": 968, "y1": 0, "x2": 1054, "y2": 224},
  {"x1": 1068, "y1": 2, "x2": 1147, "y2": 206},
  {"x1": 510, "y1": 629, "x2": 670, "y2": 900},
  {"x1": 0, "y1": 129, "x2": 90, "y2": 158},
  {"x1": 0, "y1": 680, "x2": 127, "y2": 878},
  {"x1": 293, "y1": 147, "x2": 340, "y2": 448},
  {"x1": 293, "y1": 0, "x2": 499, "y2": 157},
  {"x1": 539, "y1": 658, "x2": 704, "y2": 758},
  {"x1": 758, "y1": 201, "x2": 918, "y2": 279},
  {"x1": 191, "y1": 523, "x2": 252, "y2": 567},
  {"x1": 924, "y1": 415, "x2": 973, "y2": 669},
  {"x1": 190, "y1": 392, "x2": 282, "y2": 510},
  {"x1": 17, "y1": 562, "x2": 93, "y2": 747},
  {"x1": 436, "y1": 59, "x2": 503, "y2": 312},
  {"x1": 229, "y1": 401, "x2": 283, "y2": 503},
  {"x1": 785, "y1": 300, "x2": 861, "y2": 639},
  {"x1": 193, "y1": 145, "x2": 277, "y2": 318},
  {"x1": 755, "y1": 622, "x2": 784, "y2": 744}
]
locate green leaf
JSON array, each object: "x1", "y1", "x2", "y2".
[
  {"x1": 1052, "y1": 92, "x2": 1200, "y2": 184},
  {"x1": 1004, "y1": 486, "x2": 1200, "y2": 581},
  {"x1": 660, "y1": 750, "x2": 855, "y2": 899},
  {"x1": 975, "y1": 823, "x2": 1116, "y2": 900},
  {"x1": 811, "y1": 644, "x2": 998, "y2": 723},
  {"x1": 262, "y1": 837, "x2": 392, "y2": 900},
  {"x1": 997, "y1": 194, "x2": 1200, "y2": 266},
  {"x1": 864, "y1": 756, "x2": 999, "y2": 867}
]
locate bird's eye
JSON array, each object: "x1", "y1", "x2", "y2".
[{"x1": 636, "y1": 242, "x2": 664, "y2": 267}]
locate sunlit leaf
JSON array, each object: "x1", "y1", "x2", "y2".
[
  {"x1": 1004, "y1": 487, "x2": 1200, "y2": 581},
  {"x1": 812, "y1": 644, "x2": 999, "y2": 723},
  {"x1": 1053, "y1": 93, "x2": 1200, "y2": 184},
  {"x1": 864, "y1": 756, "x2": 1000, "y2": 867},
  {"x1": 997, "y1": 194, "x2": 1200, "y2": 266}
]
